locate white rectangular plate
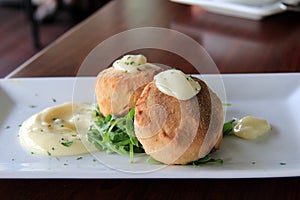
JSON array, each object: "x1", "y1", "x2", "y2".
[
  {"x1": 170, "y1": 0, "x2": 285, "y2": 20},
  {"x1": 0, "y1": 73, "x2": 300, "y2": 178}
]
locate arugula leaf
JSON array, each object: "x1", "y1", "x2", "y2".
[
  {"x1": 146, "y1": 155, "x2": 223, "y2": 166},
  {"x1": 147, "y1": 157, "x2": 163, "y2": 165},
  {"x1": 87, "y1": 106, "x2": 145, "y2": 163},
  {"x1": 222, "y1": 119, "x2": 237, "y2": 137},
  {"x1": 189, "y1": 154, "x2": 223, "y2": 166}
]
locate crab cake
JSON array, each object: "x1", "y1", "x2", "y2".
[
  {"x1": 134, "y1": 70, "x2": 223, "y2": 165},
  {"x1": 95, "y1": 55, "x2": 162, "y2": 117}
]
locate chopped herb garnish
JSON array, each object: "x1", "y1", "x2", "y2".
[
  {"x1": 19, "y1": 124, "x2": 22, "y2": 127},
  {"x1": 29, "y1": 105, "x2": 36, "y2": 108},
  {"x1": 280, "y1": 162, "x2": 286, "y2": 165},
  {"x1": 31, "y1": 152, "x2": 34, "y2": 155},
  {"x1": 60, "y1": 124, "x2": 65, "y2": 127},
  {"x1": 252, "y1": 161, "x2": 256, "y2": 165},
  {"x1": 137, "y1": 67, "x2": 142, "y2": 71},
  {"x1": 64, "y1": 163, "x2": 68, "y2": 166},
  {"x1": 47, "y1": 151, "x2": 51, "y2": 156},
  {"x1": 61, "y1": 141, "x2": 73, "y2": 147},
  {"x1": 5, "y1": 126, "x2": 10, "y2": 129},
  {"x1": 130, "y1": 61, "x2": 135, "y2": 65},
  {"x1": 76, "y1": 157, "x2": 83, "y2": 160},
  {"x1": 52, "y1": 98, "x2": 57, "y2": 103},
  {"x1": 186, "y1": 76, "x2": 192, "y2": 81},
  {"x1": 222, "y1": 103, "x2": 232, "y2": 107},
  {"x1": 52, "y1": 147, "x2": 55, "y2": 151}
]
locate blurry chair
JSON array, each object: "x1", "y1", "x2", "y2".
[
  {"x1": 24, "y1": 0, "x2": 40, "y2": 48},
  {"x1": 23, "y1": 0, "x2": 109, "y2": 49}
]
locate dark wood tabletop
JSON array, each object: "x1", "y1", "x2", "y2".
[{"x1": 2, "y1": 0, "x2": 300, "y2": 199}]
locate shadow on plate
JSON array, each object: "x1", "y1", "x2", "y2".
[{"x1": 0, "y1": 85, "x2": 16, "y2": 130}]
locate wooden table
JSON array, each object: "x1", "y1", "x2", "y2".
[{"x1": 2, "y1": 0, "x2": 300, "y2": 199}]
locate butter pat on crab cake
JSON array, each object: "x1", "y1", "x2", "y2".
[
  {"x1": 134, "y1": 69, "x2": 223, "y2": 165},
  {"x1": 95, "y1": 55, "x2": 162, "y2": 117}
]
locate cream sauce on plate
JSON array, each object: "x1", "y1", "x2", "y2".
[
  {"x1": 233, "y1": 116, "x2": 271, "y2": 140},
  {"x1": 19, "y1": 102, "x2": 94, "y2": 156}
]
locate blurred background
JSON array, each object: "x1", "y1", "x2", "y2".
[{"x1": 0, "y1": 0, "x2": 110, "y2": 77}]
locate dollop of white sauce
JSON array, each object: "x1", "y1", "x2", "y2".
[
  {"x1": 113, "y1": 54, "x2": 148, "y2": 73},
  {"x1": 154, "y1": 69, "x2": 201, "y2": 100},
  {"x1": 19, "y1": 102, "x2": 94, "y2": 156},
  {"x1": 233, "y1": 116, "x2": 271, "y2": 140}
]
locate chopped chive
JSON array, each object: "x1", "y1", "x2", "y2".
[
  {"x1": 52, "y1": 98, "x2": 57, "y2": 103},
  {"x1": 61, "y1": 141, "x2": 73, "y2": 147},
  {"x1": 280, "y1": 162, "x2": 286, "y2": 165},
  {"x1": 47, "y1": 151, "x2": 51, "y2": 156},
  {"x1": 76, "y1": 157, "x2": 83, "y2": 160},
  {"x1": 29, "y1": 105, "x2": 36, "y2": 108},
  {"x1": 5, "y1": 126, "x2": 10, "y2": 129}
]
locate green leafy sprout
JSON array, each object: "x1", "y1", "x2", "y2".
[{"x1": 87, "y1": 105, "x2": 144, "y2": 164}]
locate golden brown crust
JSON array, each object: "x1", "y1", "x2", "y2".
[
  {"x1": 134, "y1": 77, "x2": 223, "y2": 164},
  {"x1": 95, "y1": 66, "x2": 162, "y2": 117}
]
